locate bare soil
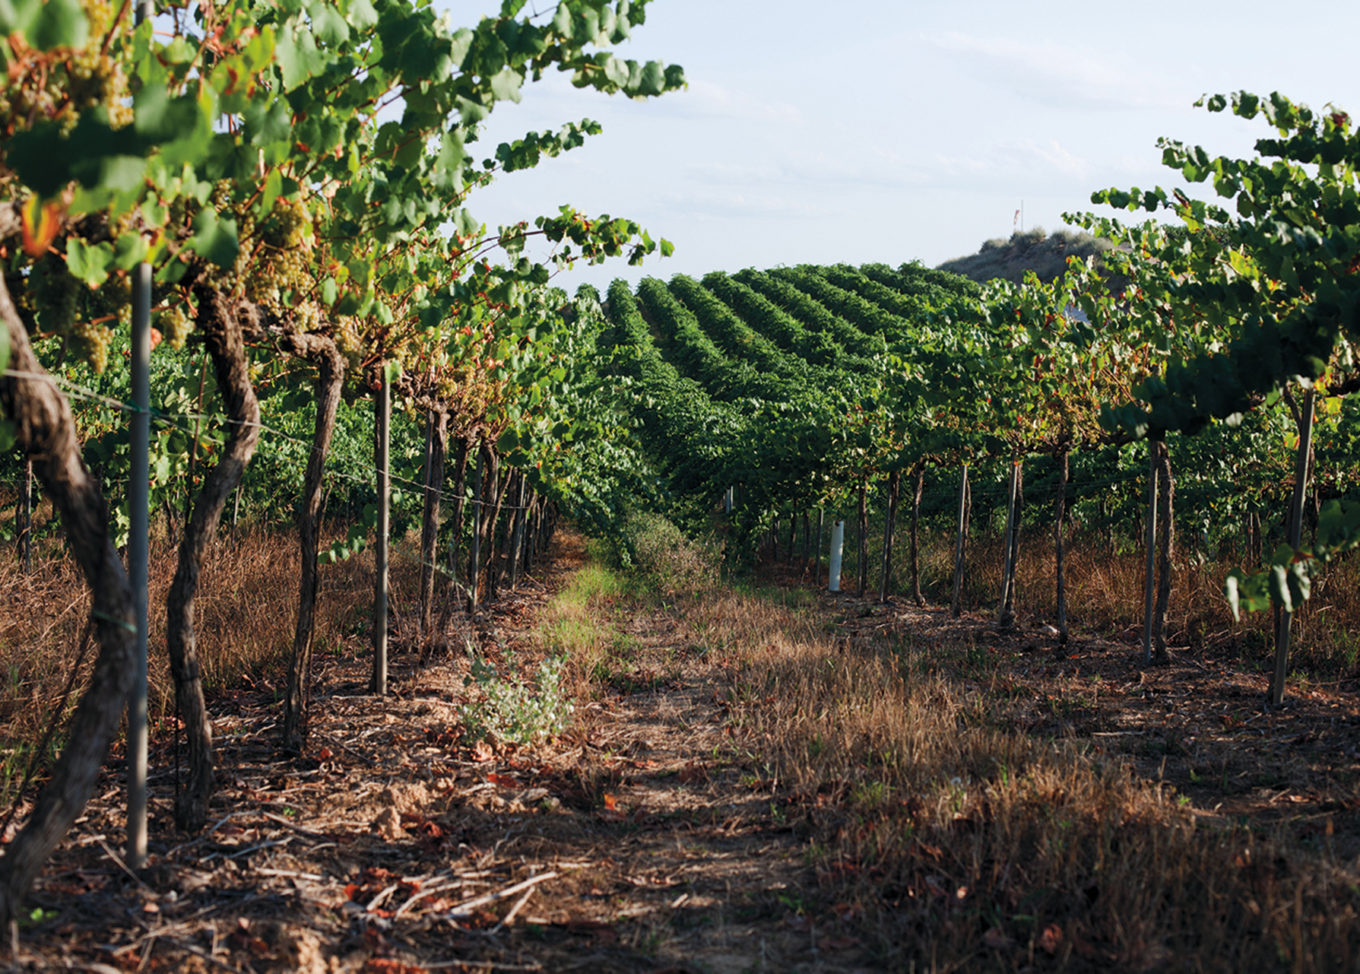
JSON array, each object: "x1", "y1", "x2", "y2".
[
  {"x1": 7, "y1": 536, "x2": 1360, "y2": 972},
  {"x1": 6, "y1": 537, "x2": 867, "y2": 973}
]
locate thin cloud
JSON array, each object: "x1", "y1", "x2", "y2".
[
  {"x1": 928, "y1": 31, "x2": 1184, "y2": 113},
  {"x1": 665, "y1": 80, "x2": 805, "y2": 124},
  {"x1": 926, "y1": 137, "x2": 1098, "y2": 194},
  {"x1": 657, "y1": 187, "x2": 832, "y2": 221},
  {"x1": 1002, "y1": 138, "x2": 1090, "y2": 179},
  {"x1": 686, "y1": 151, "x2": 935, "y2": 194}
]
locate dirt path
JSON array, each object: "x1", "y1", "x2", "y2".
[
  {"x1": 15, "y1": 532, "x2": 1360, "y2": 972},
  {"x1": 10, "y1": 535, "x2": 865, "y2": 973}
]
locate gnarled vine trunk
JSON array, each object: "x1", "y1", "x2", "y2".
[
  {"x1": 281, "y1": 337, "x2": 344, "y2": 751},
  {"x1": 166, "y1": 283, "x2": 262, "y2": 832},
  {"x1": 0, "y1": 274, "x2": 136, "y2": 926}
]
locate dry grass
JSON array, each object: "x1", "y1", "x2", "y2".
[
  {"x1": 666, "y1": 582, "x2": 1360, "y2": 971},
  {"x1": 911, "y1": 527, "x2": 1360, "y2": 676},
  {"x1": 4, "y1": 508, "x2": 1359, "y2": 970},
  {"x1": 0, "y1": 519, "x2": 422, "y2": 803}
]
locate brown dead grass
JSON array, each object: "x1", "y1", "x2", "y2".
[
  {"x1": 0, "y1": 520, "x2": 423, "y2": 803},
  {"x1": 675, "y1": 576, "x2": 1360, "y2": 972},
  {"x1": 4, "y1": 517, "x2": 1360, "y2": 972},
  {"x1": 919, "y1": 527, "x2": 1360, "y2": 675}
]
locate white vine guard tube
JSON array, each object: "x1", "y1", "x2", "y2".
[{"x1": 828, "y1": 520, "x2": 845, "y2": 592}]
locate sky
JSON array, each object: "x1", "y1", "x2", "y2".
[{"x1": 461, "y1": 0, "x2": 1360, "y2": 294}]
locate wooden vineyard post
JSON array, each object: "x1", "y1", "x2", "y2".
[
  {"x1": 856, "y1": 482, "x2": 868, "y2": 597},
  {"x1": 181, "y1": 351, "x2": 208, "y2": 544},
  {"x1": 996, "y1": 460, "x2": 1022, "y2": 629},
  {"x1": 445, "y1": 436, "x2": 470, "y2": 601},
  {"x1": 1141, "y1": 440, "x2": 1160, "y2": 665},
  {"x1": 1152, "y1": 441, "x2": 1175, "y2": 662},
  {"x1": 520, "y1": 489, "x2": 536, "y2": 575},
  {"x1": 801, "y1": 511, "x2": 811, "y2": 571},
  {"x1": 879, "y1": 471, "x2": 900, "y2": 603},
  {"x1": 418, "y1": 410, "x2": 447, "y2": 638},
  {"x1": 528, "y1": 493, "x2": 541, "y2": 564},
  {"x1": 909, "y1": 461, "x2": 926, "y2": 606},
  {"x1": 480, "y1": 451, "x2": 504, "y2": 601},
  {"x1": 1270, "y1": 388, "x2": 1316, "y2": 706},
  {"x1": 430, "y1": 435, "x2": 470, "y2": 641},
  {"x1": 1053, "y1": 446, "x2": 1070, "y2": 648},
  {"x1": 467, "y1": 445, "x2": 484, "y2": 614},
  {"x1": 15, "y1": 458, "x2": 31, "y2": 572},
  {"x1": 813, "y1": 508, "x2": 825, "y2": 587},
  {"x1": 508, "y1": 473, "x2": 528, "y2": 589},
  {"x1": 951, "y1": 465, "x2": 969, "y2": 618},
  {"x1": 127, "y1": 259, "x2": 151, "y2": 870},
  {"x1": 371, "y1": 372, "x2": 390, "y2": 696}
]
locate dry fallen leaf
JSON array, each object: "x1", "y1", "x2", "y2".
[{"x1": 1038, "y1": 922, "x2": 1063, "y2": 955}]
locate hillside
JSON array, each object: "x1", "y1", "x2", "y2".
[{"x1": 937, "y1": 227, "x2": 1116, "y2": 284}]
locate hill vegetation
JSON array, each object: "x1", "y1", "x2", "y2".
[{"x1": 938, "y1": 227, "x2": 1116, "y2": 284}]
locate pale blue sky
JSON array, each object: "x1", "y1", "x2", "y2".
[{"x1": 465, "y1": 1, "x2": 1360, "y2": 292}]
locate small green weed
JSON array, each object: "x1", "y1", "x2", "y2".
[{"x1": 461, "y1": 646, "x2": 574, "y2": 745}]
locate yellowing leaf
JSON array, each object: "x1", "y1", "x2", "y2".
[{"x1": 21, "y1": 197, "x2": 62, "y2": 257}]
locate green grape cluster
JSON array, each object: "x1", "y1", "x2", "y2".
[
  {"x1": 0, "y1": 0, "x2": 130, "y2": 141},
  {"x1": 240, "y1": 197, "x2": 325, "y2": 331},
  {"x1": 260, "y1": 197, "x2": 312, "y2": 250},
  {"x1": 334, "y1": 315, "x2": 370, "y2": 374},
  {"x1": 159, "y1": 304, "x2": 193, "y2": 349},
  {"x1": 29, "y1": 257, "x2": 80, "y2": 335},
  {"x1": 70, "y1": 319, "x2": 113, "y2": 373},
  {"x1": 99, "y1": 269, "x2": 132, "y2": 307},
  {"x1": 26, "y1": 255, "x2": 115, "y2": 371}
]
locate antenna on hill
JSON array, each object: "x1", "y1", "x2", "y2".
[{"x1": 1013, "y1": 201, "x2": 1024, "y2": 234}]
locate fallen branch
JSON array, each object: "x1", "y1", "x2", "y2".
[
  {"x1": 489, "y1": 885, "x2": 536, "y2": 934},
  {"x1": 440, "y1": 871, "x2": 558, "y2": 920}
]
